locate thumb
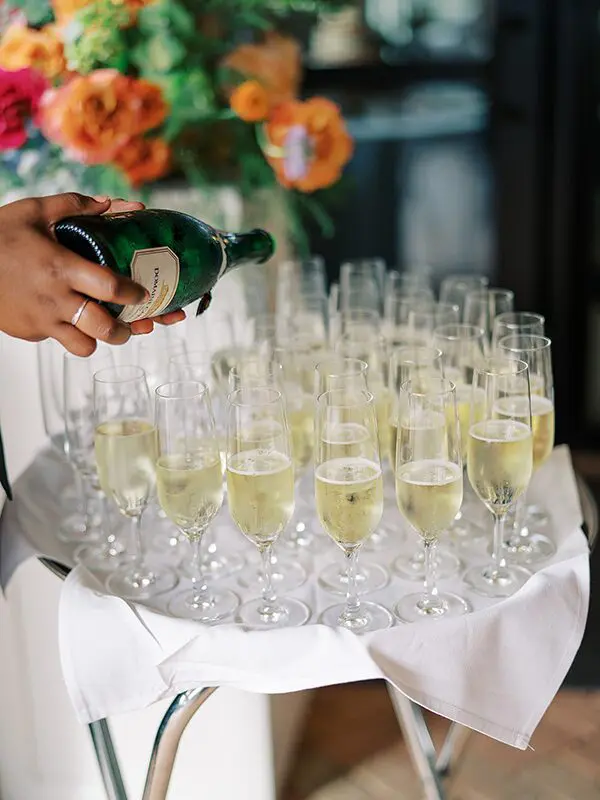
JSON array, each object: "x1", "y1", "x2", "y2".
[{"x1": 41, "y1": 192, "x2": 111, "y2": 225}]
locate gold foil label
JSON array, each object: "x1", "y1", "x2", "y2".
[{"x1": 118, "y1": 247, "x2": 180, "y2": 323}]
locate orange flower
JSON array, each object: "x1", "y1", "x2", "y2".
[
  {"x1": 114, "y1": 136, "x2": 171, "y2": 186},
  {"x1": 51, "y1": 0, "x2": 154, "y2": 24},
  {"x1": 263, "y1": 98, "x2": 353, "y2": 193},
  {"x1": 40, "y1": 69, "x2": 167, "y2": 164},
  {"x1": 0, "y1": 24, "x2": 65, "y2": 80},
  {"x1": 223, "y1": 32, "x2": 301, "y2": 107},
  {"x1": 230, "y1": 80, "x2": 269, "y2": 122}
]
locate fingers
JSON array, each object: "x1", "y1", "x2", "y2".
[
  {"x1": 70, "y1": 296, "x2": 132, "y2": 346},
  {"x1": 154, "y1": 310, "x2": 186, "y2": 325},
  {"x1": 99, "y1": 198, "x2": 146, "y2": 214},
  {"x1": 54, "y1": 322, "x2": 98, "y2": 357},
  {"x1": 130, "y1": 319, "x2": 155, "y2": 335},
  {"x1": 64, "y1": 253, "x2": 148, "y2": 306},
  {"x1": 40, "y1": 193, "x2": 111, "y2": 226}
]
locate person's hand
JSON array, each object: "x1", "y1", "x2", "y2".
[
  {"x1": 98, "y1": 197, "x2": 186, "y2": 336},
  {"x1": 0, "y1": 192, "x2": 185, "y2": 356}
]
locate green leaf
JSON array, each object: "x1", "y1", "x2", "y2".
[
  {"x1": 131, "y1": 35, "x2": 187, "y2": 73},
  {"x1": 7, "y1": 0, "x2": 53, "y2": 26}
]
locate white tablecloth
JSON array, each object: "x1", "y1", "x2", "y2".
[{"x1": 0, "y1": 445, "x2": 589, "y2": 750}]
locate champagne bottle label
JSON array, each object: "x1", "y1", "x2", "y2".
[{"x1": 118, "y1": 247, "x2": 180, "y2": 323}]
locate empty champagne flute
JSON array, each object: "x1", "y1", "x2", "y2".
[
  {"x1": 439, "y1": 274, "x2": 488, "y2": 318},
  {"x1": 382, "y1": 290, "x2": 436, "y2": 346},
  {"x1": 226, "y1": 387, "x2": 310, "y2": 628},
  {"x1": 94, "y1": 366, "x2": 178, "y2": 600},
  {"x1": 407, "y1": 302, "x2": 460, "y2": 345},
  {"x1": 63, "y1": 349, "x2": 115, "y2": 546},
  {"x1": 156, "y1": 381, "x2": 239, "y2": 621},
  {"x1": 385, "y1": 270, "x2": 433, "y2": 297},
  {"x1": 464, "y1": 357, "x2": 534, "y2": 597},
  {"x1": 491, "y1": 312, "x2": 545, "y2": 351},
  {"x1": 340, "y1": 258, "x2": 386, "y2": 313},
  {"x1": 496, "y1": 334, "x2": 556, "y2": 564},
  {"x1": 395, "y1": 379, "x2": 470, "y2": 622},
  {"x1": 463, "y1": 288, "x2": 514, "y2": 345},
  {"x1": 315, "y1": 389, "x2": 392, "y2": 632}
]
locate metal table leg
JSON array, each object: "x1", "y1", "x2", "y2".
[
  {"x1": 388, "y1": 687, "x2": 473, "y2": 799},
  {"x1": 388, "y1": 687, "x2": 446, "y2": 800},
  {"x1": 88, "y1": 718, "x2": 128, "y2": 800},
  {"x1": 142, "y1": 687, "x2": 218, "y2": 800}
]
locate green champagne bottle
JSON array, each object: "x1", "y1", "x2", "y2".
[{"x1": 54, "y1": 209, "x2": 275, "y2": 323}]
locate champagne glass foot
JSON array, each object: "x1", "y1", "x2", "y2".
[
  {"x1": 394, "y1": 592, "x2": 471, "y2": 623},
  {"x1": 238, "y1": 559, "x2": 307, "y2": 593},
  {"x1": 106, "y1": 565, "x2": 178, "y2": 601},
  {"x1": 74, "y1": 541, "x2": 133, "y2": 571},
  {"x1": 319, "y1": 601, "x2": 393, "y2": 633},
  {"x1": 318, "y1": 562, "x2": 389, "y2": 596},
  {"x1": 464, "y1": 563, "x2": 531, "y2": 598},
  {"x1": 362, "y1": 525, "x2": 395, "y2": 553},
  {"x1": 501, "y1": 532, "x2": 556, "y2": 565},
  {"x1": 447, "y1": 518, "x2": 488, "y2": 554},
  {"x1": 201, "y1": 551, "x2": 246, "y2": 580},
  {"x1": 393, "y1": 548, "x2": 460, "y2": 581},
  {"x1": 168, "y1": 588, "x2": 239, "y2": 622},
  {"x1": 238, "y1": 597, "x2": 310, "y2": 629},
  {"x1": 57, "y1": 514, "x2": 89, "y2": 543},
  {"x1": 525, "y1": 503, "x2": 550, "y2": 527}
]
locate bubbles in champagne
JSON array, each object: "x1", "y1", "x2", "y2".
[
  {"x1": 396, "y1": 459, "x2": 463, "y2": 541},
  {"x1": 493, "y1": 394, "x2": 554, "y2": 471},
  {"x1": 226, "y1": 450, "x2": 294, "y2": 547},
  {"x1": 467, "y1": 419, "x2": 532, "y2": 512},
  {"x1": 315, "y1": 457, "x2": 383, "y2": 549},
  {"x1": 95, "y1": 419, "x2": 157, "y2": 515},
  {"x1": 156, "y1": 451, "x2": 223, "y2": 536}
]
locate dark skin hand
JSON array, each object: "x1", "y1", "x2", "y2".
[{"x1": 0, "y1": 192, "x2": 186, "y2": 357}]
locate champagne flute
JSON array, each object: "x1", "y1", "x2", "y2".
[
  {"x1": 277, "y1": 257, "x2": 327, "y2": 314},
  {"x1": 463, "y1": 357, "x2": 534, "y2": 597},
  {"x1": 316, "y1": 389, "x2": 393, "y2": 633},
  {"x1": 156, "y1": 381, "x2": 239, "y2": 621},
  {"x1": 492, "y1": 312, "x2": 545, "y2": 350},
  {"x1": 382, "y1": 291, "x2": 435, "y2": 346},
  {"x1": 439, "y1": 274, "x2": 488, "y2": 318},
  {"x1": 386, "y1": 270, "x2": 433, "y2": 297},
  {"x1": 95, "y1": 366, "x2": 178, "y2": 600},
  {"x1": 63, "y1": 349, "x2": 115, "y2": 546},
  {"x1": 226, "y1": 387, "x2": 310, "y2": 628},
  {"x1": 340, "y1": 258, "x2": 386, "y2": 313},
  {"x1": 388, "y1": 346, "x2": 462, "y2": 579},
  {"x1": 395, "y1": 379, "x2": 470, "y2": 622},
  {"x1": 407, "y1": 302, "x2": 460, "y2": 346},
  {"x1": 314, "y1": 357, "x2": 389, "y2": 594},
  {"x1": 38, "y1": 340, "x2": 87, "y2": 539},
  {"x1": 463, "y1": 288, "x2": 515, "y2": 344},
  {"x1": 496, "y1": 335, "x2": 556, "y2": 563},
  {"x1": 228, "y1": 357, "x2": 309, "y2": 593}
]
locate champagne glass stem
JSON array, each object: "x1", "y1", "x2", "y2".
[
  {"x1": 130, "y1": 513, "x2": 144, "y2": 571},
  {"x1": 511, "y1": 493, "x2": 527, "y2": 539},
  {"x1": 342, "y1": 548, "x2": 361, "y2": 622},
  {"x1": 491, "y1": 513, "x2": 509, "y2": 580},
  {"x1": 422, "y1": 539, "x2": 440, "y2": 609},
  {"x1": 190, "y1": 535, "x2": 209, "y2": 605},
  {"x1": 259, "y1": 544, "x2": 277, "y2": 615}
]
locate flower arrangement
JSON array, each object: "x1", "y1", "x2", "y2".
[{"x1": 0, "y1": 0, "x2": 352, "y2": 244}]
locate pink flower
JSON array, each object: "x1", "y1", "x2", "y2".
[{"x1": 0, "y1": 67, "x2": 47, "y2": 150}]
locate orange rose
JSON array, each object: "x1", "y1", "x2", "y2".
[
  {"x1": 114, "y1": 136, "x2": 171, "y2": 186},
  {"x1": 0, "y1": 24, "x2": 65, "y2": 80},
  {"x1": 263, "y1": 98, "x2": 353, "y2": 193},
  {"x1": 52, "y1": 0, "x2": 154, "y2": 23},
  {"x1": 230, "y1": 80, "x2": 269, "y2": 122},
  {"x1": 40, "y1": 69, "x2": 167, "y2": 164},
  {"x1": 223, "y1": 32, "x2": 301, "y2": 107}
]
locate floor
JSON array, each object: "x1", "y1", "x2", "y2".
[
  {"x1": 283, "y1": 684, "x2": 600, "y2": 800},
  {"x1": 282, "y1": 453, "x2": 600, "y2": 800}
]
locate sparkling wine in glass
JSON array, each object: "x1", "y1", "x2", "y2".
[
  {"x1": 496, "y1": 334, "x2": 556, "y2": 564},
  {"x1": 316, "y1": 389, "x2": 393, "y2": 633},
  {"x1": 155, "y1": 380, "x2": 239, "y2": 621},
  {"x1": 95, "y1": 366, "x2": 178, "y2": 600},
  {"x1": 226, "y1": 387, "x2": 310, "y2": 628},
  {"x1": 394, "y1": 379, "x2": 471, "y2": 622},
  {"x1": 463, "y1": 357, "x2": 534, "y2": 597}
]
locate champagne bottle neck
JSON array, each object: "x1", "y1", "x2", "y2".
[{"x1": 220, "y1": 229, "x2": 275, "y2": 275}]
